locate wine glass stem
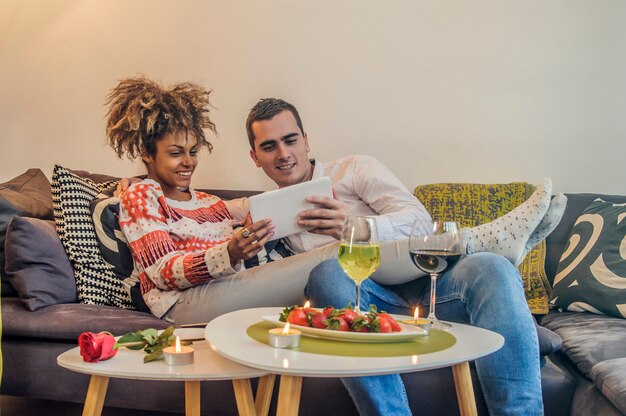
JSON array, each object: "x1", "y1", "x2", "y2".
[
  {"x1": 355, "y1": 281, "x2": 361, "y2": 315},
  {"x1": 427, "y1": 273, "x2": 438, "y2": 321}
]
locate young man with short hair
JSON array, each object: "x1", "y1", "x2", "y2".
[{"x1": 243, "y1": 98, "x2": 551, "y2": 415}]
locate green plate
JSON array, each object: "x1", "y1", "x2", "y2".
[{"x1": 248, "y1": 322, "x2": 456, "y2": 357}]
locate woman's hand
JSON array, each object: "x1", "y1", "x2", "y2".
[
  {"x1": 297, "y1": 195, "x2": 349, "y2": 240},
  {"x1": 114, "y1": 177, "x2": 141, "y2": 197},
  {"x1": 227, "y1": 218, "x2": 275, "y2": 266}
]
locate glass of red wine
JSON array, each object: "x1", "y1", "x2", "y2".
[{"x1": 409, "y1": 221, "x2": 463, "y2": 330}]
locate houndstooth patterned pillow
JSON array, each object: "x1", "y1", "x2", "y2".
[{"x1": 52, "y1": 165, "x2": 133, "y2": 308}]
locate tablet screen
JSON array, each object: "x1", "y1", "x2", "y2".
[{"x1": 248, "y1": 177, "x2": 333, "y2": 240}]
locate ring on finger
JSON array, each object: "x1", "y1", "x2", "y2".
[{"x1": 241, "y1": 228, "x2": 251, "y2": 238}]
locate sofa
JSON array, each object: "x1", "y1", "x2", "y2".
[
  {"x1": 539, "y1": 193, "x2": 626, "y2": 416},
  {"x1": 1, "y1": 168, "x2": 624, "y2": 415}
]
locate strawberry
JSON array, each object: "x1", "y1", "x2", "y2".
[
  {"x1": 326, "y1": 316, "x2": 349, "y2": 331},
  {"x1": 279, "y1": 305, "x2": 297, "y2": 322},
  {"x1": 370, "y1": 316, "x2": 393, "y2": 333},
  {"x1": 280, "y1": 303, "x2": 401, "y2": 333},
  {"x1": 378, "y1": 313, "x2": 402, "y2": 332},
  {"x1": 311, "y1": 312, "x2": 328, "y2": 329},
  {"x1": 351, "y1": 316, "x2": 371, "y2": 332},
  {"x1": 337, "y1": 308, "x2": 358, "y2": 324},
  {"x1": 287, "y1": 308, "x2": 309, "y2": 327},
  {"x1": 301, "y1": 307, "x2": 317, "y2": 318}
]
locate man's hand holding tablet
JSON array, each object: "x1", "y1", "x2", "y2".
[
  {"x1": 249, "y1": 177, "x2": 345, "y2": 240},
  {"x1": 297, "y1": 190, "x2": 350, "y2": 240}
]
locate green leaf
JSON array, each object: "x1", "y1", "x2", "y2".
[
  {"x1": 140, "y1": 328, "x2": 159, "y2": 345},
  {"x1": 158, "y1": 326, "x2": 175, "y2": 342},
  {"x1": 366, "y1": 304, "x2": 379, "y2": 320},
  {"x1": 326, "y1": 317, "x2": 342, "y2": 330},
  {"x1": 369, "y1": 316, "x2": 382, "y2": 333},
  {"x1": 144, "y1": 344, "x2": 159, "y2": 354},
  {"x1": 117, "y1": 332, "x2": 143, "y2": 344},
  {"x1": 143, "y1": 346, "x2": 165, "y2": 363},
  {"x1": 351, "y1": 316, "x2": 370, "y2": 332},
  {"x1": 158, "y1": 330, "x2": 175, "y2": 350},
  {"x1": 327, "y1": 308, "x2": 340, "y2": 318},
  {"x1": 116, "y1": 332, "x2": 146, "y2": 350},
  {"x1": 113, "y1": 326, "x2": 180, "y2": 362}
]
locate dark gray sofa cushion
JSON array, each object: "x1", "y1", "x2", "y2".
[
  {"x1": 536, "y1": 324, "x2": 562, "y2": 358},
  {"x1": 4, "y1": 217, "x2": 77, "y2": 311},
  {"x1": 571, "y1": 377, "x2": 624, "y2": 416},
  {"x1": 545, "y1": 193, "x2": 626, "y2": 286},
  {"x1": 550, "y1": 198, "x2": 626, "y2": 318},
  {"x1": 1, "y1": 169, "x2": 54, "y2": 296},
  {"x1": 1, "y1": 297, "x2": 169, "y2": 340},
  {"x1": 541, "y1": 312, "x2": 626, "y2": 379},
  {"x1": 591, "y1": 357, "x2": 626, "y2": 414}
]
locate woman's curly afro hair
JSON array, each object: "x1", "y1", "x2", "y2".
[{"x1": 105, "y1": 76, "x2": 217, "y2": 159}]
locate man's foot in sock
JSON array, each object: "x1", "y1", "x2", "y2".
[
  {"x1": 520, "y1": 193, "x2": 568, "y2": 259},
  {"x1": 463, "y1": 178, "x2": 553, "y2": 265}
]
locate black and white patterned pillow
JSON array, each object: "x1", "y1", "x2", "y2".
[
  {"x1": 52, "y1": 165, "x2": 133, "y2": 308},
  {"x1": 551, "y1": 199, "x2": 626, "y2": 318},
  {"x1": 90, "y1": 195, "x2": 148, "y2": 311},
  {"x1": 90, "y1": 196, "x2": 134, "y2": 278}
]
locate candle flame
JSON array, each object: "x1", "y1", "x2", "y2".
[
  {"x1": 283, "y1": 322, "x2": 290, "y2": 335},
  {"x1": 414, "y1": 307, "x2": 419, "y2": 322},
  {"x1": 304, "y1": 300, "x2": 311, "y2": 308},
  {"x1": 175, "y1": 336, "x2": 181, "y2": 353}
]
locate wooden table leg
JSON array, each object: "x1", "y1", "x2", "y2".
[
  {"x1": 276, "y1": 375, "x2": 303, "y2": 416},
  {"x1": 255, "y1": 374, "x2": 276, "y2": 416},
  {"x1": 82, "y1": 375, "x2": 109, "y2": 416},
  {"x1": 185, "y1": 380, "x2": 201, "y2": 416},
  {"x1": 452, "y1": 361, "x2": 478, "y2": 416},
  {"x1": 232, "y1": 378, "x2": 257, "y2": 415}
]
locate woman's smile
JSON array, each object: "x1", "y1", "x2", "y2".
[{"x1": 143, "y1": 131, "x2": 200, "y2": 201}]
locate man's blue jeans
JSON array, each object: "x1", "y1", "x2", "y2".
[{"x1": 304, "y1": 252, "x2": 543, "y2": 416}]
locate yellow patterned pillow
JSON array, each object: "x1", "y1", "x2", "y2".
[{"x1": 414, "y1": 182, "x2": 550, "y2": 315}]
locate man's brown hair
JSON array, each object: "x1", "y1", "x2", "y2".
[{"x1": 245, "y1": 98, "x2": 304, "y2": 149}]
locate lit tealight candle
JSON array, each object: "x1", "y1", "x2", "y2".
[
  {"x1": 163, "y1": 336, "x2": 194, "y2": 365},
  {"x1": 268, "y1": 322, "x2": 302, "y2": 348},
  {"x1": 401, "y1": 307, "x2": 432, "y2": 334}
]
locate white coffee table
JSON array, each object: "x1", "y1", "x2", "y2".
[
  {"x1": 205, "y1": 307, "x2": 504, "y2": 416},
  {"x1": 57, "y1": 328, "x2": 275, "y2": 416}
]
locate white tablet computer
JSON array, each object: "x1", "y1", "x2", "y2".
[{"x1": 248, "y1": 177, "x2": 333, "y2": 240}]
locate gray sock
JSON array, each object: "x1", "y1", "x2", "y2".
[
  {"x1": 462, "y1": 178, "x2": 552, "y2": 265},
  {"x1": 520, "y1": 193, "x2": 568, "y2": 259}
]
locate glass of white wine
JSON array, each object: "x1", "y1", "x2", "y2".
[
  {"x1": 337, "y1": 216, "x2": 381, "y2": 315},
  {"x1": 409, "y1": 220, "x2": 463, "y2": 330}
]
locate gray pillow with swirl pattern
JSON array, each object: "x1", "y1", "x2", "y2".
[{"x1": 550, "y1": 199, "x2": 626, "y2": 318}]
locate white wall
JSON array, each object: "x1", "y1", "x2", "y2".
[{"x1": 1, "y1": 0, "x2": 624, "y2": 194}]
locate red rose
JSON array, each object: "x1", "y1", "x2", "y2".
[{"x1": 78, "y1": 332, "x2": 118, "y2": 363}]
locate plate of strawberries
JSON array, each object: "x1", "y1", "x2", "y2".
[{"x1": 263, "y1": 305, "x2": 427, "y2": 343}]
